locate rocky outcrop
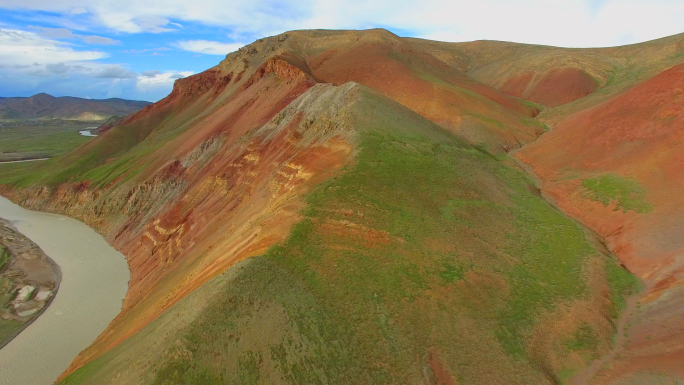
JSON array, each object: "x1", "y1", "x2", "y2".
[{"x1": 170, "y1": 69, "x2": 233, "y2": 98}]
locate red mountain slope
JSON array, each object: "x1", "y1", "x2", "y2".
[{"x1": 517, "y1": 63, "x2": 684, "y2": 382}]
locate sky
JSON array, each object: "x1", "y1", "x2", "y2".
[{"x1": 0, "y1": 0, "x2": 683, "y2": 102}]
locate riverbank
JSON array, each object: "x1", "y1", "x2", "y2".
[
  {"x1": 0, "y1": 218, "x2": 61, "y2": 349},
  {"x1": 0, "y1": 158, "x2": 49, "y2": 164},
  {"x1": 0, "y1": 196, "x2": 129, "y2": 385}
]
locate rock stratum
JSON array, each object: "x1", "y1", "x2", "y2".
[{"x1": 1, "y1": 29, "x2": 683, "y2": 384}]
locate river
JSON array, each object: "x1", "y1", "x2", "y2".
[
  {"x1": 78, "y1": 129, "x2": 97, "y2": 137},
  {"x1": 0, "y1": 197, "x2": 129, "y2": 385}
]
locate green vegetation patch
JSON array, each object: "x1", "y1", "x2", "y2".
[
  {"x1": 565, "y1": 323, "x2": 599, "y2": 353},
  {"x1": 605, "y1": 258, "x2": 642, "y2": 317},
  {"x1": 0, "y1": 246, "x2": 9, "y2": 271},
  {"x1": 0, "y1": 246, "x2": 22, "y2": 346},
  {"x1": 0, "y1": 319, "x2": 22, "y2": 344},
  {"x1": 582, "y1": 174, "x2": 653, "y2": 213}
]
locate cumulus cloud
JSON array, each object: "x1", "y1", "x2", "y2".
[
  {"x1": 81, "y1": 35, "x2": 119, "y2": 45},
  {"x1": 31, "y1": 26, "x2": 74, "y2": 39},
  {"x1": 122, "y1": 47, "x2": 171, "y2": 54},
  {"x1": 25, "y1": 61, "x2": 136, "y2": 79},
  {"x1": 2, "y1": 0, "x2": 684, "y2": 47},
  {"x1": 0, "y1": 29, "x2": 136, "y2": 80},
  {"x1": 136, "y1": 70, "x2": 193, "y2": 90},
  {"x1": 132, "y1": 15, "x2": 175, "y2": 33},
  {"x1": 45, "y1": 62, "x2": 70, "y2": 74},
  {"x1": 0, "y1": 28, "x2": 107, "y2": 66},
  {"x1": 0, "y1": 26, "x2": 195, "y2": 101},
  {"x1": 30, "y1": 26, "x2": 120, "y2": 45},
  {"x1": 174, "y1": 40, "x2": 244, "y2": 55},
  {"x1": 141, "y1": 69, "x2": 161, "y2": 77},
  {"x1": 93, "y1": 64, "x2": 137, "y2": 78}
]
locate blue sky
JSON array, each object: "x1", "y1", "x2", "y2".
[{"x1": 0, "y1": 0, "x2": 683, "y2": 102}]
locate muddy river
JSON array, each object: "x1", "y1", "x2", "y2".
[{"x1": 0, "y1": 196, "x2": 129, "y2": 385}]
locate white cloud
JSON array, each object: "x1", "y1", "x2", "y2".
[
  {"x1": 30, "y1": 26, "x2": 120, "y2": 45},
  {"x1": 2, "y1": 0, "x2": 683, "y2": 47},
  {"x1": 30, "y1": 26, "x2": 74, "y2": 39},
  {"x1": 174, "y1": 40, "x2": 244, "y2": 55},
  {"x1": 0, "y1": 28, "x2": 107, "y2": 66},
  {"x1": 132, "y1": 15, "x2": 175, "y2": 33},
  {"x1": 26, "y1": 61, "x2": 136, "y2": 78},
  {"x1": 0, "y1": 27, "x2": 196, "y2": 101},
  {"x1": 140, "y1": 69, "x2": 161, "y2": 77},
  {"x1": 136, "y1": 70, "x2": 193, "y2": 90},
  {"x1": 81, "y1": 35, "x2": 119, "y2": 45},
  {"x1": 0, "y1": 29, "x2": 135, "y2": 79},
  {"x1": 122, "y1": 47, "x2": 171, "y2": 54},
  {"x1": 93, "y1": 64, "x2": 137, "y2": 78}
]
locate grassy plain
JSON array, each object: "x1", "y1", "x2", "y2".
[{"x1": 0, "y1": 122, "x2": 94, "y2": 162}]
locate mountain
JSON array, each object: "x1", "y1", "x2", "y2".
[
  {"x1": 1, "y1": 29, "x2": 683, "y2": 384},
  {"x1": 516, "y1": 62, "x2": 684, "y2": 383},
  {"x1": 0, "y1": 93, "x2": 151, "y2": 121}
]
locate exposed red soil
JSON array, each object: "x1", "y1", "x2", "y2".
[
  {"x1": 427, "y1": 348, "x2": 458, "y2": 385},
  {"x1": 308, "y1": 41, "x2": 543, "y2": 150},
  {"x1": 502, "y1": 68, "x2": 599, "y2": 107},
  {"x1": 241, "y1": 57, "x2": 314, "y2": 90},
  {"x1": 501, "y1": 71, "x2": 535, "y2": 98},
  {"x1": 516, "y1": 63, "x2": 684, "y2": 382}
]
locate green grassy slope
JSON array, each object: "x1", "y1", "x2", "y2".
[{"x1": 61, "y1": 87, "x2": 638, "y2": 385}]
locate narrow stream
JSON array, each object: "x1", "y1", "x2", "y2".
[{"x1": 0, "y1": 196, "x2": 129, "y2": 385}]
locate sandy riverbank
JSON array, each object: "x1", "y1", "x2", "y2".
[{"x1": 0, "y1": 218, "x2": 62, "y2": 349}]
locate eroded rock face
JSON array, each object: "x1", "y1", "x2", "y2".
[{"x1": 170, "y1": 69, "x2": 234, "y2": 98}]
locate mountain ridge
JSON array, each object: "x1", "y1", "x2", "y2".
[
  {"x1": 0, "y1": 28, "x2": 683, "y2": 384},
  {"x1": 0, "y1": 93, "x2": 151, "y2": 121}
]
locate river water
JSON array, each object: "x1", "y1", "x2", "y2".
[
  {"x1": 78, "y1": 129, "x2": 97, "y2": 137},
  {"x1": 0, "y1": 196, "x2": 129, "y2": 385}
]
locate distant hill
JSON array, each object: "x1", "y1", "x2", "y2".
[{"x1": 0, "y1": 93, "x2": 151, "y2": 121}]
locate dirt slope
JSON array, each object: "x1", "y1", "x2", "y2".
[
  {"x1": 410, "y1": 33, "x2": 684, "y2": 116},
  {"x1": 517, "y1": 63, "x2": 684, "y2": 383}
]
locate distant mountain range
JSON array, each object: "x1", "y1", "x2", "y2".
[{"x1": 0, "y1": 93, "x2": 151, "y2": 121}]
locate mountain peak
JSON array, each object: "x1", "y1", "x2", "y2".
[{"x1": 31, "y1": 92, "x2": 55, "y2": 99}]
